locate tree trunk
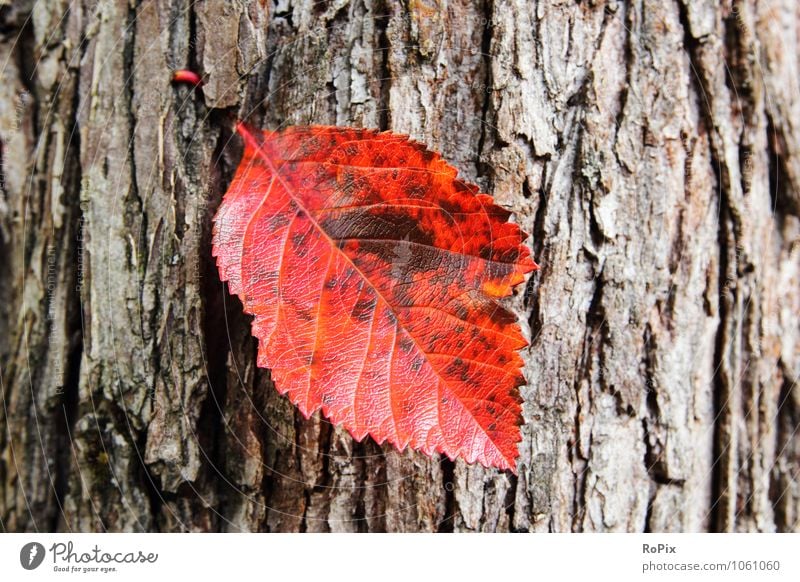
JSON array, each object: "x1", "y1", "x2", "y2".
[{"x1": 1, "y1": 0, "x2": 798, "y2": 533}]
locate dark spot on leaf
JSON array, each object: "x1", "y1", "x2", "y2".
[
  {"x1": 268, "y1": 213, "x2": 291, "y2": 232},
  {"x1": 405, "y1": 183, "x2": 426, "y2": 198},
  {"x1": 350, "y1": 293, "x2": 377, "y2": 322},
  {"x1": 439, "y1": 198, "x2": 461, "y2": 216},
  {"x1": 291, "y1": 231, "x2": 306, "y2": 248},
  {"x1": 427, "y1": 333, "x2": 442, "y2": 350}
]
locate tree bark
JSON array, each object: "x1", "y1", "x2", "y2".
[{"x1": 1, "y1": 0, "x2": 798, "y2": 533}]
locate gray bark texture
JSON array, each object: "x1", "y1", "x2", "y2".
[{"x1": 1, "y1": 0, "x2": 798, "y2": 532}]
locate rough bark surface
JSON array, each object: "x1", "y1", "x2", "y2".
[{"x1": 1, "y1": 0, "x2": 798, "y2": 532}]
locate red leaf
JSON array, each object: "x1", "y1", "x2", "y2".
[{"x1": 212, "y1": 123, "x2": 537, "y2": 471}]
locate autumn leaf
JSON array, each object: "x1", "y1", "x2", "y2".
[{"x1": 212, "y1": 123, "x2": 537, "y2": 471}]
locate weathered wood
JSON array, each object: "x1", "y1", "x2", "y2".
[{"x1": 1, "y1": 0, "x2": 797, "y2": 532}]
